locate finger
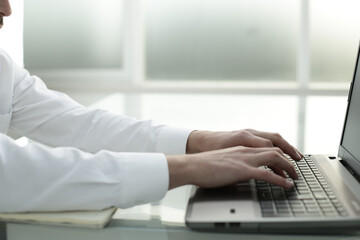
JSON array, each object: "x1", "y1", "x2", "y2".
[
  {"x1": 249, "y1": 149, "x2": 298, "y2": 180},
  {"x1": 295, "y1": 149, "x2": 304, "y2": 159},
  {"x1": 248, "y1": 129, "x2": 303, "y2": 161},
  {"x1": 250, "y1": 168, "x2": 294, "y2": 189},
  {"x1": 268, "y1": 166, "x2": 287, "y2": 178}
]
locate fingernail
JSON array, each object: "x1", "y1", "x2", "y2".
[
  {"x1": 296, "y1": 150, "x2": 302, "y2": 160},
  {"x1": 286, "y1": 179, "x2": 294, "y2": 188}
]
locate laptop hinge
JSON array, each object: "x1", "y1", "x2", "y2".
[{"x1": 340, "y1": 160, "x2": 360, "y2": 183}]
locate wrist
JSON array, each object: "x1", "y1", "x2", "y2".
[
  {"x1": 167, "y1": 154, "x2": 194, "y2": 190},
  {"x1": 186, "y1": 130, "x2": 212, "y2": 154}
]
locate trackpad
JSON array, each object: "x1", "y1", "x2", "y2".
[{"x1": 188, "y1": 183, "x2": 259, "y2": 221}]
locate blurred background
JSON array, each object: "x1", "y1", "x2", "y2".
[{"x1": 1, "y1": 0, "x2": 360, "y2": 154}]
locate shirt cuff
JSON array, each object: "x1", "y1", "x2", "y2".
[
  {"x1": 119, "y1": 152, "x2": 169, "y2": 207},
  {"x1": 156, "y1": 127, "x2": 194, "y2": 155}
]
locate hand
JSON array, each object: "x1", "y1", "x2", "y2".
[
  {"x1": 168, "y1": 146, "x2": 298, "y2": 190},
  {"x1": 186, "y1": 129, "x2": 303, "y2": 161}
]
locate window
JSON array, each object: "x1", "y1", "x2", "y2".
[
  {"x1": 22, "y1": 0, "x2": 360, "y2": 152},
  {"x1": 24, "y1": 0, "x2": 123, "y2": 69},
  {"x1": 24, "y1": 0, "x2": 360, "y2": 85},
  {"x1": 141, "y1": 94, "x2": 298, "y2": 144},
  {"x1": 310, "y1": 0, "x2": 360, "y2": 82},
  {"x1": 305, "y1": 96, "x2": 347, "y2": 154},
  {"x1": 145, "y1": 0, "x2": 298, "y2": 81}
]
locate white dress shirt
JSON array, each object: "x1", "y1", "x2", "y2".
[{"x1": 0, "y1": 49, "x2": 193, "y2": 212}]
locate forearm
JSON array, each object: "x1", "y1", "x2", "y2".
[{"x1": 0, "y1": 133, "x2": 168, "y2": 212}]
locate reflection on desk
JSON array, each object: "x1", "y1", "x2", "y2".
[{"x1": 5, "y1": 186, "x2": 360, "y2": 240}]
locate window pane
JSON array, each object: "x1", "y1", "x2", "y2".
[
  {"x1": 145, "y1": 0, "x2": 299, "y2": 81},
  {"x1": 141, "y1": 94, "x2": 298, "y2": 147},
  {"x1": 305, "y1": 96, "x2": 347, "y2": 154},
  {"x1": 310, "y1": 0, "x2": 360, "y2": 82},
  {"x1": 24, "y1": 0, "x2": 123, "y2": 69}
]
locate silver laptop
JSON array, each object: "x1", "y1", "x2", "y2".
[{"x1": 185, "y1": 45, "x2": 360, "y2": 234}]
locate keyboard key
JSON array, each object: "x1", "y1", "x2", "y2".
[
  {"x1": 324, "y1": 212, "x2": 338, "y2": 217},
  {"x1": 307, "y1": 208, "x2": 321, "y2": 214},
  {"x1": 272, "y1": 190, "x2": 286, "y2": 200},
  {"x1": 305, "y1": 205, "x2": 318, "y2": 211},
  {"x1": 259, "y1": 192, "x2": 272, "y2": 200},
  {"x1": 328, "y1": 194, "x2": 338, "y2": 200},
  {"x1": 289, "y1": 195, "x2": 313, "y2": 200},
  {"x1": 303, "y1": 199, "x2": 317, "y2": 205},
  {"x1": 277, "y1": 209, "x2": 291, "y2": 214},
  {"x1": 291, "y1": 201, "x2": 304, "y2": 207},
  {"x1": 293, "y1": 208, "x2": 306, "y2": 214},
  {"x1": 319, "y1": 205, "x2": 333, "y2": 210},
  {"x1": 339, "y1": 210, "x2": 349, "y2": 216},
  {"x1": 313, "y1": 192, "x2": 328, "y2": 200},
  {"x1": 260, "y1": 200, "x2": 273, "y2": 208},
  {"x1": 262, "y1": 208, "x2": 275, "y2": 214}
]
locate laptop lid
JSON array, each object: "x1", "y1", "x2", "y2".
[{"x1": 338, "y1": 43, "x2": 360, "y2": 178}]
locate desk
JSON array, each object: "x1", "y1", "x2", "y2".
[
  {"x1": 3, "y1": 186, "x2": 360, "y2": 240},
  {"x1": 2, "y1": 94, "x2": 358, "y2": 239}
]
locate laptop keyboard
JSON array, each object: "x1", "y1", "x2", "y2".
[{"x1": 256, "y1": 155, "x2": 348, "y2": 218}]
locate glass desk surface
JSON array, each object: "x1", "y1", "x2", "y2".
[{"x1": 5, "y1": 186, "x2": 360, "y2": 240}]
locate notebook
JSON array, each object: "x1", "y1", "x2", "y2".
[
  {"x1": 185, "y1": 44, "x2": 360, "y2": 234},
  {"x1": 0, "y1": 207, "x2": 117, "y2": 228}
]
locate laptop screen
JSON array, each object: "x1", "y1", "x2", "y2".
[
  {"x1": 340, "y1": 44, "x2": 360, "y2": 174},
  {"x1": 341, "y1": 58, "x2": 360, "y2": 157}
]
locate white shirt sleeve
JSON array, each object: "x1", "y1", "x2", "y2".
[
  {"x1": 9, "y1": 64, "x2": 193, "y2": 155},
  {"x1": 0, "y1": 50, "x2": 194, "y2": 212},
  {"x1": 0, "y1": 133, "x2": 169, "y2": 212}
]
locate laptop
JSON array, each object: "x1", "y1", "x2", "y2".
[{"x1": 185, "y1": 45, "x2": 360, "y2": 234}]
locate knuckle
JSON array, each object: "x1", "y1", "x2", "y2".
[
  {"x1": 262, "y1": 170, "x2": 273, "y2": 179},
  {"x1": 240, "y1": 146, "x2": 254, "y2": 154},
  {"x1": 273, "y1": 132, "x2": 283, "y2": 141},
  {"x1": 269, "y1": 150, "x2": 282, "y2": 159},
  {"x1": 263, "y1": 139, "x2": 273, "y2": 147},
  {"x1": 244, "y1": 128, "x2": 254, "y2": 133},
  {"x1": 273, "y1": 147, "x2": 283, "y2": 154},
  {"x1": 232, "y1": 130, "x2": 252, "y2": 144},
  {"x1": 233, "y1": 146, "x2": 246, "y2": 153},
  {"x1": 239, "y1": 129, "x2": 252, "y2": 137},
  {"x1": 274, "y1": 132, "x2": 282, "y2": 138}
]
